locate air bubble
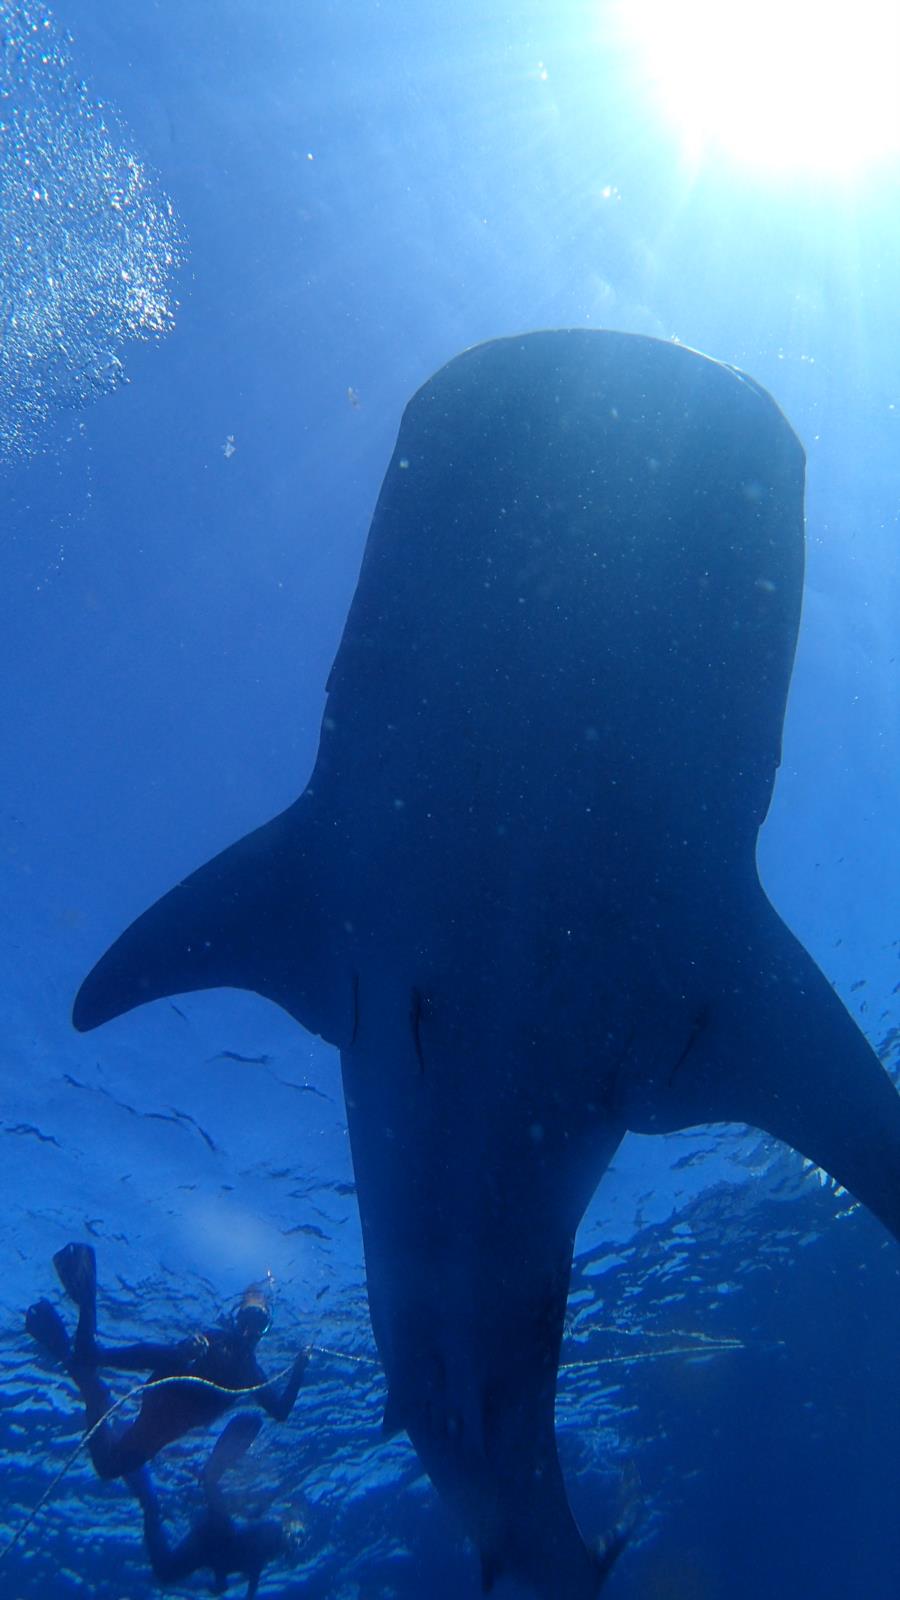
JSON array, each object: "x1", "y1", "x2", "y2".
[{"x1": 0, "y1": 4, "x2": 184, "y2": 463}]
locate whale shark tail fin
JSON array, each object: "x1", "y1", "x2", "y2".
[
  {"x1": 72, "y1": 802, "x2": 342, "y2": 1044},
  {"x1": 630, "y1": 887, "x2": 900, "y2": 1247}
]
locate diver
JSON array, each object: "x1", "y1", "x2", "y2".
[
  {"x1": 26, "y1": 1242, "x2": 308, "y2": 1479},
  {"x1": 128, "y1": 1412, "x2": 302, "y2": 1598}
]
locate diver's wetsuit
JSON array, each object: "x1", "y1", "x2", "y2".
[
  {"x1": 132, "y1": 1470, "x2": 286, "y2": 1598},
  {"x1": 72, "y1": 1326, "x2": 305, "y2": 1479},
  {"x1": 130, "y1": 1414, "x2": 290, "y2": 1598},
  {"x1": 26, "y1": 1244, "x2": 307, "y2": 1480}
]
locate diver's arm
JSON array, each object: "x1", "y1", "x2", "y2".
[
  {"x1": 95, "y1": 1331, "x2": 208, "y2": 1372},
  {"x1": 256, "y1": 1348, "x2": 308, "y2": 1421},
  {"x1": 93, "y1": 1340, "x2": 176, "y2": 1370}
]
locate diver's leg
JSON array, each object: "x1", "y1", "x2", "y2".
[
  {"x1": 25, "y1": 1299, "x2": 71, "y2": 1365},
  {"x1": 67, "y1": 1362, "x2": 118, "y2": 1476},
  {"x1": 67, "y1": 1363, "x2": 150, "y2": 1479},
  {"x1": 53, "y1": 1243, "x2": 99, "y2": 1363},
  {"x1": 128, "y1": 1467, "x2": 198, "y2": 1581}
]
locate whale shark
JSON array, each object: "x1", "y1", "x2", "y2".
[{"x1": 73, "y1": 330, "x2": 900, "y2": 1597}]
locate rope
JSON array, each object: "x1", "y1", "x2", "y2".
[
  {"x1": 1, "y1": 1332, "x2": 737, "y2": 1562},
  {"x1": 0, "y1": 1362, "x2": 295, "y2": 1566}
]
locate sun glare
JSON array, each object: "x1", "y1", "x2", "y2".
[{"x1": 616, "y1": 0, "x2": 900, "y2": 177}]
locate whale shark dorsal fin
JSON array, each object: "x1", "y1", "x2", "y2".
[{"x1": 73, "y1": 801, "x2": 345, "y2": 1045}]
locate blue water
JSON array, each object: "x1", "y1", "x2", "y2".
[{"x1": 2, "y1": 3, "x2": 898, "y2": 1596}]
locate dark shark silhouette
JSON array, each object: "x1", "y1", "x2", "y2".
[{"x1": 74, "y1": 331, "x2": 899, "y2": 1598}]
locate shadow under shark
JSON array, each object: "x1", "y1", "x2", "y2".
[{"x1": 73, "y1": 331, "x2": 899, "y2": 1597}]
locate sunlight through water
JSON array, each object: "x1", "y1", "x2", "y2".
[{"x1": 615, "y1": 0, "x2": 900, "y2": 177}]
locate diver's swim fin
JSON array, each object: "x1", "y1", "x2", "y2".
[
  {"x1": 205, "y1": 1412, "x2": 262, "y2": 1485},
  {"x1": 52, "y1": 1242, "x2": 96, "y2": 1309},
  {"x1": 25, "y1": 1299, "x2": 71, "y2": 1365}
]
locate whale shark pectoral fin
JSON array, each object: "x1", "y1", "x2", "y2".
[
  {"x1": 627, "y1": 891, "x2": 900, "y2": 1244},
  {"x1": 73, "y1": 802, "x2": 343, "y2": 1043}
]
